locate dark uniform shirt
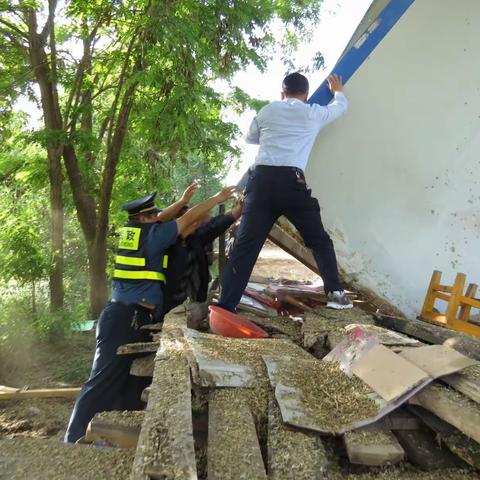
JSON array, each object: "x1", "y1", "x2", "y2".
[
  {"x1": 162, "y1": 214, "x2": 234, "y2": 314},
  {"x1": 112, "y1": 220, "x2": 177, "y2": 305}
]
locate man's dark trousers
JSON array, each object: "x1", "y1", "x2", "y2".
[
  {"x1": 64, "y1": 302, "x2": 152, "y2": 443},
  {"x1": 219, "y1": 165, "x2": 343, "y2": 312}
]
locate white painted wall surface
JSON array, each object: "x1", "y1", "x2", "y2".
[{"x1": 306, "y1": 0, "x2": 480, "y2": 316}]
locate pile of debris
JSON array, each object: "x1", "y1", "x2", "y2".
[{"x1": 2, "y1": 277, "x2": 480, "y2": 479}]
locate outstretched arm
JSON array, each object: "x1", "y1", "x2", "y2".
[
  {"x1": 175, "y1": 187, "x2": 236, "y2": 236},
  {"x1": 315, "y1": 74, "x2": 348, "y2": 125},
  {"x1": 156, "y1": 181, "x2": 198, "y2": 222}
]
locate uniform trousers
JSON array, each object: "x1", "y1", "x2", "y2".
[
  {"x1": 64, "y1": 302, "x2": 153, "y2": 443},
  {"x1": 219, "y1": 165, "x2": 343, "y2": 312}
]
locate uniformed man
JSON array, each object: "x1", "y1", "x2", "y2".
[
  {"x1": 64, "y1": 184, "x2": 235, "y2": 443},
  {"x1": 218, "y1": 72, "x2": 353, "y2": 313}
]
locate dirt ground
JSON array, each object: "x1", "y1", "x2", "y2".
[{"x1": 0, "y1": 332, "x2": 95, "y2": 441}]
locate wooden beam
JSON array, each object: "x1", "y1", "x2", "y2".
[
  {"x1": 86, "y1": 411, "x2": 143, "y2": 448},
  {"x1": 410, "y1": 383, "x2": 480, "y2": 444},
  {"x1": 394, "y1": 428, "x2": 467, "y2": 470},
  {"x1": 117, "y1": 342, "x2": 158, "y2": 355},
  {"x1": 420, "y1": 270, "x2": 442, "y2": 317},
  {"x1": 208, "y1": 390, "x2": 266, "y2": 480},
  {"x1": 268, "y1": 223, "x2": 318, "y2": 274},
  {"x1": 344, "y1": 428, "x2": 404, "y2": 466},
  {"x1": 267, "y1": 399, "x2": 328, "y2": 479},
  {"x1": 409, "y1": 405, "x2": 480, "y2": 469},
  {"x1": 0, "y1": 387, "x2": 80, "y2": 400},
  {"x1": 442, "y1": 365, "x2": 480, "y2": 404},
  {"x1": 374, "y1": 314, "x2": 480, "y2": 360},
  {"x1": 130, "y1": 312, "x2": 197, "y2": 480},
  {"x1": 130, "y1": 354, "x2": 155, "y2": 377}
]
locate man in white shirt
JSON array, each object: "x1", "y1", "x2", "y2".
[{"x1": 219, "y1": 72, "x2": 353, "y2": 311}]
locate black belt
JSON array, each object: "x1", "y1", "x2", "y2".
[
  {"x1": 253, "y1": 164, "x2": 306, "y2": 182},
  {"x1": 253, "y1": 164, "x2": 305, "y2": 177},
  {"x1": 111, "y1": 299, "x2": 155, "y2": 312}
]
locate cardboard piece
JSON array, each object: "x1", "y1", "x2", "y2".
[
  {"x1": 398, "y1": 345, "x2": 478, "y2": 378},
  {"x1": 351, "y1": 344, "x2": 429, "y2": 402}
]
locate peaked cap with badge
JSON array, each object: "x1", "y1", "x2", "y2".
[{"x1": 122, "y1": 192, "x2": 161, "y2": 216}]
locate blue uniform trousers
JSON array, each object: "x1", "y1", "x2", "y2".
[
  {"x1": 64, "y1": 302, "x2": 153, "y2": 443},
  {"x1": 219, "y1": 165, "x2": 343, "y2": 312}
]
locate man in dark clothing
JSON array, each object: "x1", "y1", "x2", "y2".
[
  {"x1": 162, "y1": 201, "x2": 242, "y2": 315},
  {"x1": 64, "y1": 184, "x2": 236, "y2": 443}
]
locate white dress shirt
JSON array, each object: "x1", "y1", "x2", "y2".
[{"x1": 245, "y1": 92, "x2": 348, "y2": 171}]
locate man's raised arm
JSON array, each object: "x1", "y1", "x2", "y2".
[
  {"x1": 156, "y1": 181, "x2": 198, "y2": 222},
  {"x1": 315, "y1": 74, "x2": 348, "y2": 125}
]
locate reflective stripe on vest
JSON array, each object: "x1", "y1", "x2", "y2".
[
  {"x1": 113, "y1": 269, "x2": 166, "y2": 282},
  {"x1": 163, "y1": 255, "x2": 169, "y2": 269},
  {"x1": 115, "y1": 255, "x2": 146, "y2": 267}
]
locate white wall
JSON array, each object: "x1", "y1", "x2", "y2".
[{"x1": 307, "y1": 0, "x2": 480, "y2": 317}]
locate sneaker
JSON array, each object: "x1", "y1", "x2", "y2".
[{"x1": 326, "y1": 291, "x2": 353, "y2": 309}]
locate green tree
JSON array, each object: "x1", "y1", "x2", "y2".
[{"x1": 1, "y1": 0, "x2": 323, "y2": 317}]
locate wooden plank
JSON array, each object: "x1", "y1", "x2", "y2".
[
  {"x1": 117, "y1": 342, "x2": 158, "y2": 355},
  {"x1": 410, "y1": 383, "x2": 480, "y2": 444},
  {"x1": 208, "y1": 390, "x2": 266, "y2": 480},
  {"x1": 365, "y1": 409, "x2": 421, "y2": 431},
  {"x1": 184, "y1": 329, "x2": 255, "y2": 387},
  {"x1": 267, "y1": 398, "x2": 328, "y2": 479},
  {"x1": 444, "y1": 272, "x2": 467, "y2": 329},
  {"x1": 344, "y1": 428, "x2": 404, "y2": 466},
  {"x1": 442, "y1": 365, "x2": 480, "y2": 404},
  {"x1": 374, "y1": 314, "x2": 480, "y2": 360},
  {"x1": 86, "y1": 411, "x2": 143, "y2": 448},
  {"x1": 130, "y1": 354, "x2": 155, "y2": 377},
  {"x1": 398, "y1": 345, "x2": 477, "y2": 378},
  {"x1": 268, "y1": 223, "x2": 318, "y2": 274},
  {"x1": 351, "y1": 344, "x2": 429, "y2": 402},
  {"x1": 394, "y1": 428, "x2": 467, "y2": 470},
  {"x1": 409, "y1": 405, "x2": 480, "y2": 469},
  {"x1": 0, "y1": 387, "x2": 80, "y2": 400},
  {"x1": 130, "y1": 312, "x2": 196, "y2": 480},
  {"x1": 420, "y1": 270, "x2": 442, "y2": 318}
]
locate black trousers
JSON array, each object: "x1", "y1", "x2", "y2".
[
  {"x1": 219, "y1": 165, "x2": 343, "y2": 312},
  {"x1": 64, "y1": 302, "x2": 153, "y2": 443}
]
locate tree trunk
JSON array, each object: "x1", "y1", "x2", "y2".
[
  {"x1": 87, "y1": 239, "x2": 108, "y2": 319},
  {"x1": 48, "y1": 146, "x2": 64, "y2": 311},
  {"x1": 32, "y1": 280, "x2": 36, "y2": 315},
  {"x1": 26, "y1": 7, "x2": 65, "y2": 312}
]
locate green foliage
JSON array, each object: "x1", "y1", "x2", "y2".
[
  {"x1": 0, "y1": 0, "x2": 325, "y2": 331},
  {"x1": 0, "y1": 191, "x2": 49, "y2": 286}
]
